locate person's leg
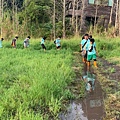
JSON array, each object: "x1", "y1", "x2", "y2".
[
  {"x1": 93, "y1": 54, "x2": 98, "y2": 68},
  {"x1": 87, "y1": 54, "x2": 92, "y2": 70},
  {"x1": 43, "y1": 45, "x2": 46, "y2": 51},
  {"x1": 41, "y1": 44, "x2": 46, "y2": 51},
  {"x1": 93, "y1": 59, "x2": 98, "y2": 68},
  {"x1": 84, "y1": 51, "x2": 87, "y2": 63},
  {"x1": 24, "y1": 43, "x2": 27, "y2": 48},
  {"x1": 87, "y1": 61, "x2": 90, "y2": 70},
  {"x1": 82, "y1": 57, "x2": 86, "y2": 63},
  {"x1": 57, "y1": 46, "x2": 61, "y2": 50}
]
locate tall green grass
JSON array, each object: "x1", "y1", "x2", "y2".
[
  {"x1": 95, "y1": 37, "x2": 120, "y2": 58},
  {"x1": 0, "y1": 39, "x2": 82, "y2": 119},
  {"x1": 1, "y1": 36, "x2": 119, "y2": 119}
]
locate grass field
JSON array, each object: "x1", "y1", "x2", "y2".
[
  {"x1": 0, "y1": 39, "x2": 80, "y2": 120},
  {"x1": 0, "y1": 36, "x2": 120, "y2": 119},
  {"x1": 95, "y1": 37, "x2": 120, "y2": 119}
]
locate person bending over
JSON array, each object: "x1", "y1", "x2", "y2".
[{"x1": 11, "y1": 36, "x2": 18, "y2": 48}]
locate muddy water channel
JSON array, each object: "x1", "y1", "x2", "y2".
[{"x1": 59, "y1": 66, "x2": 105, "y2": 120}]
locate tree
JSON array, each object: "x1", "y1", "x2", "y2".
[
  {"x1": 115, "y1": 0, "x2": 118, "y2": 29},
  {"x1": 0, "y1": 0, "x2": 4, "y2": 37},
  {"x1": 109, "y1": 0, "x2": 114, "y2": 24},
  {"x1": 63, "y1": 0, "x2": 66, "y2": 38},
  {"x1": 75, "y1": 0, "x2": 79, "y2": 35},
  {"x1": 119, "y1": 0, "x2": 120, "y2": 36},
  {"x1": 53, "y1": 0, "x2": 56, "y2": 40},
  {"x1": 72, "y1": 0, "x2": 76, "y2": 33},
  {"x1": 80, "y1": 0, "x2": 86, "y2": 34}
]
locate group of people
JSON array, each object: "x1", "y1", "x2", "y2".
[
  {"x1": 0, "y1": 34, "x2": 97, "y2": 70},
  {"x1": 80, "y1": 34, "x2": 98, "y2": 70},
  {"x1": 11, "y1": 36, "x2": 31, "y2": 48},
  {"x1": 41, "y1": 36, "x2": 61, "y2": 51},
  {"x1": 0, "y1": 36, "x2": 31, "y2": 49},
  {"x1": 0, "y1": 36, "x2": 61, "y2": 50}
]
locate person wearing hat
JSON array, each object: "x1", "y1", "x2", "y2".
[
  {"x1": 80, "y1": 34, "x2": 90, "y2": 63},
  {"x1": 0, "y1": 38, "x2": 4, "y2": 48},
  {"x1": 24, "y1": 36, "x2": 30, "y2": 48},
  {"x1": 11, "y1": 36, "x2": 18, "y2": 48}
]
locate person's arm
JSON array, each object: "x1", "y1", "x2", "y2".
[
  {"x1": 94, "y1": 42, "x2": 98, "y2": 55},
  {"x1": 80, "y1": 44, "x2": 82, "y2": 52},
  {"x1": 80, "y1": 40, "x2": 83, "y2": 52}
]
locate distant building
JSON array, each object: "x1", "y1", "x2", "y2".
[{"x1": 66, "y1": 0, "x2": 116, "y2": 33}]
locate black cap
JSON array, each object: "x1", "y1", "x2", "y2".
[
  {"x1": 15, "y1": 36, "x2": 18, "y2": 39},
  {"x1": 90, "y1": 38, "x2": 95, "y2": 43},
  {"x1": 1, "y1": 38, "x2": 4, "y2": 40},
  {"x1": 84, "y1": 34, "x2": 89, "y2": 36},
  {"x1": 28, "y1": 36, "x2": 30, "y2": 39},
  {"x1": 43, "y1": 36, "x2": 47, "y2": 40}
]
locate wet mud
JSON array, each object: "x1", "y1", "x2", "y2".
[
  {"x1": 59, "y1": 76, "x2": 105, "y2": 120},
  {"x1": 98, "y1": 57, "x2": 120, "y2": 81},
  {"x1": 59, "y1": 53, "x2": 105, "y2": 120}
]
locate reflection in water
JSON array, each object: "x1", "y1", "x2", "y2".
[
  {"x1": 59, "y1": 68, "x2": 105, "y2": 120},
  {"x1": 83, "y1": 71, "x2": 95, "y2": 92},
  {"x1": 82, "y1": 69, "x2": 105, "y2": 120}
]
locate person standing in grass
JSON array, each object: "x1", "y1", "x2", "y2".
[
  {"x1": 0, "y1": 38, "x2": 4, "y2": 48},
  {"x1": 54, "y1": 36, "x2": 61, "y2": 50},
  {"x1": 41, "y1": 36, "x2": 47, "y2": 51},
  {"x1": 11, "y1": 36, "x2": 18, "y2": 48},
  {"x1": 80, "y1": 34, "x2": 90, "y2": 63},
  {"x1": 24, "y1": 36, "x2": 30, "y2": 48},
  {"x1": 86, "y1": 38, "x2": 98, "y2": 69}
]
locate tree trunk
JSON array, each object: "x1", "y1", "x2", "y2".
[
  {"x1": 72, "y1": 0, "x2": 75, "y2": 32},
  {"x1": 80, "y1": 0, "x2": 86, "y2": 34},
  {"x1": 53, "y1": 0, "x2": 56, "y2": 40},
  {"x1": 115, "y1": 0, "x2": 118, "y2": 29},
  {"x1": 2, "y1": 0, "x2": 3, "y2": 37},
  {"x1": 13, "y1": 0, "x2": 15, "y2": 35},
  {"x1": 119, "y1": 1, "x2": 120, "y2": 36},
  {"x1": 94, "y1": 5, "x2": 98, "y2": 30},
  {"x1": 63, "y1": 0, "x2": 66, "y2": 39},
  {"x1": 109, "y1": 0, "x2": 113, "y2": 24},
  {"x1": 15, "y1": 2, "x2": 18, "y2": 34},
  {"x1": 0, "y1": 0, "x2": 4, "y2": 37},
  {"x1": 24, "y1": 0, "x2": 28, "y2": 36},
  {"x1": 75, "y1": 0, "x2": 78, "y2": 36},
  {"x1": 0, "y1": 0, "x2": 2, "y2": 37}
]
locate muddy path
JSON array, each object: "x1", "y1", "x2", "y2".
[
  {"x1": 96, "y1": 57, "x2": 120, "y2": 120},
  {"x1": 98, "y1": 57, "x2": 120, "y2": 81},
  {"x1": 59, "y1": 52, "x2": 120, "y2": 120},
  {"x1": 59, "y1": 52, "x2": 106, "y2": 120}
]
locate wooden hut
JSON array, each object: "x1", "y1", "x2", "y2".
[{"x1": 65, "y1": 0, "x2": 116, "y2": 33}]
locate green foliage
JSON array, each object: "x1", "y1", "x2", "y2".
[
  {"x1": 96, "y1": 37, "x2": 120, "y2": 58},
  {"x1": 63, "y1": 89, "x2": 75, "y2": 100},
  {"x1": 79, "y1": 80, "x2": 86, "y2": 98},
  {"x1": 0, "y1": 39, "x2": 77, "y2": 119}
]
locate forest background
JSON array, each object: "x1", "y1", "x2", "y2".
[{"x1": 0, "y1": 0, "x2": 120, "y2": 40}]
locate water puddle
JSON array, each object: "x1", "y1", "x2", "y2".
[{"x1": 59, "y1": 67, "x2": 105, "y2": 120}]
